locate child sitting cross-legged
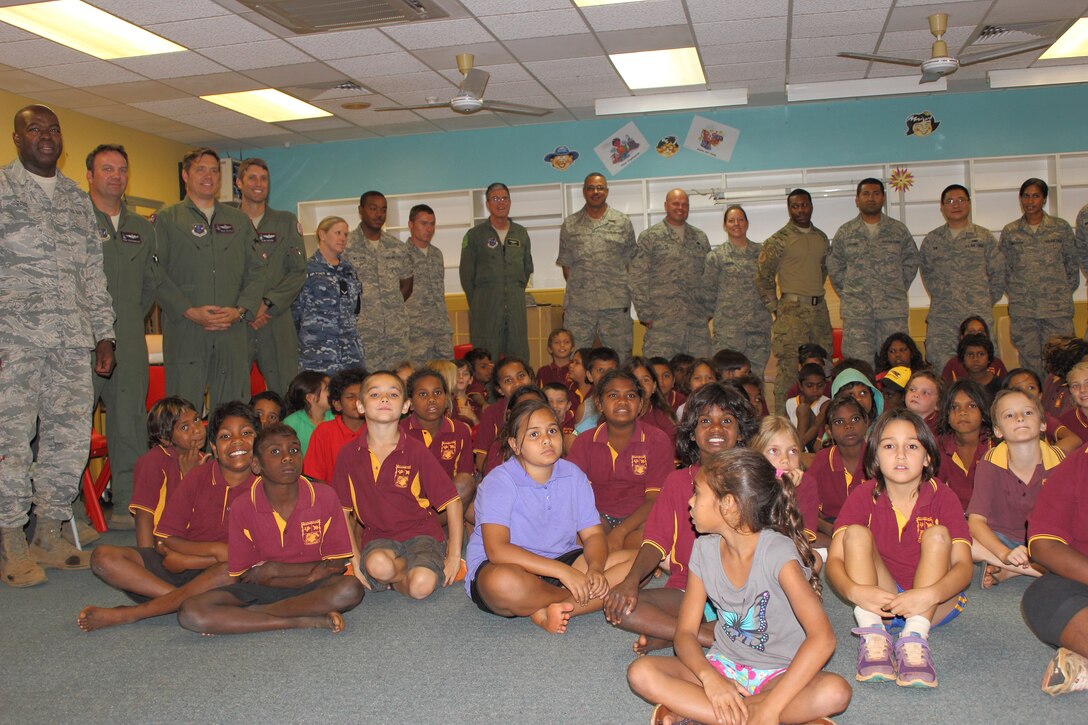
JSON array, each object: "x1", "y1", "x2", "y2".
[{"x1": 177, "y1": 424, "x2": 365, "y2": 635}]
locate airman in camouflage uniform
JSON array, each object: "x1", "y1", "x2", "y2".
[
  {"x1": 86, "y1": 144, "x2": 160, "y2": 530},
  {"x1": 828, "y1": 178, "x2": 920, "y2": 362},
  {"x1": 235, "y1": 158, "x2": 306, "y2": 395},
  {"x1": 460, "y1": 184, "x2": 532, "y2": 362},
  {"x1": 292, "y1": 216, "x2": 363, "y2": 374},
  {"x1": 631, "y1": 189, "x2": 710, "y2": 358},
  {"x1": 0, "y1": 106, "x2": 116, "y2": 586},
  {"x1": 1001, "y1": 178, "x2": 1079, "y2": 374},
  {"x1": 155, "y1": 148, "x2": 267, "y2": 418},
  {"x1": 704, "y1": 205, "x2": 771, "y2": 375},
  {"x1": 919, "y1": 184, "x2": 1004, "y2": 370},
  {"x1": 557, "y1": 173, "x2": 637, "y2": 355},
  {"x1": 342, "y1": 191, "x2": 413, "y2": 371},
  {"x1": 406, "y1": 203, "x2": 453, "y2": 362},
  {"x1": 755, "y1": 189, "x2": 833, "y2": 414}
]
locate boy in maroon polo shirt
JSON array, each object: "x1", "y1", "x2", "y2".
[
  {"x1": 1024, "y1": 446, "x2": 1088, "y2": 695},
  {"x1": 177, "y1": 424, "x2": 363, "y2": 635},
  {"x1": 335, "y1": 371, "x2": 464, "y2": 600},
  {"x1": 303, "y1": 367, "x2": 367, "y2": 483},
  {"x1": 78, "y1": 403, "x2": 259, "y2": 631}
]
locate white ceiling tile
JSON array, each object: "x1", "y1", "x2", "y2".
[
  {"x1": 286, "y1": 28, "x2": 401, "y2": 60},
  {"x1": 792, "y1": 10, "x2": 892, "y2": 39},
  {"x1": 460, "y1": 0, "x2": 571, "y2": 15},
  {"x1": 379, "y1": 18, "x2": 495, "y2": 49},
  {"x1": 245, "y1": 62, "x2": 350, "y2": 88},
  {"x1": 479, "y1": 80, "x2": 551, "y2": 97},
  {"x1": 439, "y1": 63, "x2": 534, "y2": 84},
  {"x1": 791, "y1": 55, "x2": 873, "y2": 75},
  {"x1": 91, "y1": 0, "x2": 233, "y2": 24},
  {"x1": 158, "y1": 128, "x2": 231, "y2": 143},
  {"x1": 0, "y1": 69, "x2": 65, "y2": 93},
  {"x1": 430, "y1": 114, "x2": 509, "y2": 131},
  {"x1": 988, "y1": 0, "x2": 1088, "y2": 23},
  {"x1": 705, "y1": 61, "x2": 785, "y2": 83},
  {"x1": 790, "y1": 35, "x2": 880, "y2": 58},
  {"x1": 505, "y1": 34, "x2": 604, "y2": 62},
  {"x1": 0, "y1": 22, "x2": 33, "y2": 42},
  {"x1": 363, "y1": 72, "x2": 457, "y2": 95},
  {"x1": 793, "y1": 0, "x2": 893, "y2": 14},
  {"x1": 886, "y1": 1, "x2": 991, "y2": 31},
  {"x1": 301, "y1": 127, "x2": 380, "y2": 142},
  {"x1": 787, "y1": 68, "x2": 867, "y2": 83},
  {"x1": 597, "y1": 26, "x2": 695, "y2": 54},
  {"x1": 127, "y1": 117, "x2": 204, "y2": 134},
  {"x1": 132, "y1": 97, "x2": 232, "y2": 118},
  {"x1": 525, "y1": 57, "x2": 621, "y2": 80},
  {"x1": 147, "y1": 16, "x2": 276, "y2": 49},
  {"x1": 113, "y1": 52, "x2": 228, "y2": 79},
  {"x1": 548, "y1": 74, "x2": 628, "y2": 94},
  {"x1": 687, "y1": 0, "x2": 788, "y2": 22},
  {"x1": 580, "y1": 0, "x2": 685, "y2": 32},
  {"x1": 701, "y1": 41, "x2": 786, "y2": 65},
  {"x1": 502, "y1": 109, "x2": 572, "y2": 125},
  {"x1": 27, "y1": 61, "x2": 146, "y2": 86},
  {"x1": 75, "y1": 104, "x2": 164, "y2": 125},
  {"x1": 568, "y1": 106, "x2": 599, "y2": 121},
  {"x1": 205, "y1": 122, "x2": 285, "y2": 138},
  {"x1": 413, "y1": 43, "x2": 515, "y2": 69},
  {"x1": 162, "y1": 72, "x2": 263, "y2": 95},
  {"x1": 481, "y1": 93, "x2": 562, "y2": 108},
  {"x1": 479, "y1": 9, "x2": 589, "y2": 40},
  {"x1": 694, "y1": 17, "x2": 789, "y2": 45},
  {"x1": 327, "y1": 52, "x2": 430, "y2": 78},
  {"x1": 342, "y1": 107, "x2": 426, "y2": 124},
  {"x1": 82, "y1": 80, "x2": 189, "y2": 103},
  {"x1": 199, "y1": 40, "x2": 312, "y2": 71},
  {"x1": 369, "y1": 121, "x2": 442, "y2": 137},
  {"x1": 278, "y1": 117, "x2": 353, "y2": 132},
  {"x1": 895, "y1": 0, "x2": 988, "y2": 5},
  {"x1": 879, "y1": 27, "x2": 975, "y2": 54},
  {"x1": 0, "y1": 39, "x2": 93, "y2": 67},
  {"x1": 25, "y1": 87, "x2": 111, "y2": 109}
]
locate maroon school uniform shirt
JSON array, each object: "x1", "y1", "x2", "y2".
[
  {"x1": 331, "y1": 431, "x2": 460, "y2": 546},
  {"x1": 968, "y1": 440, "x2": 1064, "y2": 543},
  {"x1": 130, "y1": 445, "x2": 207, "y2": 527},
  {"x1": 1028, "y1": 446, "x2": 1088, "y2": 559},
  {"x1": 1059, "y1": 408, "x2": 1088, "y2": 444},
  {"x1": 834, "y1": 478, "x2": 971, "y2": 589},
  {"x1": 536, "y1": 362, "x2": 575, "y2": 395},
  {"x1": 466, "y1": 380, "x2": 488, "y2": 418},
  {"x1": 665, "y1": 389, "x2": 686, "y2": 413},
  {"x1": 643, "y1": 465, "x2": 699, "y2": 590},
  {"x1": 303, "y1": 416, "x2": 365, "y2": 483},
  {"x1": 155, "y1": 460, "x2": 255, "y2": 543},
  {"x1": 941, "y1": 356, "x2": 1007, "y2": 384},
  {"x1": 473, "y1": 398, "x2": 508, "y2": 458},
  {"x1": 401, "y1": 415, "x2": 474, "y2": 481},
  {"x1": 802, "y1": 444, "x2": 866, "y2": 520},
  {"x1": 227, "y1": 477, "x2": 353, "y2": 577},
  {"x1": 937, "y1": 432, "x2": 992, "y2": 510},
  {"x1": 640, "y1": 406, "x2": 677, "y2": 452},
  {"x1": 566, "y1": 420, "x2": 674, "y2": 519}
]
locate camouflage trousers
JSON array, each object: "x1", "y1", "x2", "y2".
[
  {"x1": 0, "y1": 346, "x2": 92, "y2": 528},
  {"x1": 841, "y1": 316, "x2": 908, "y2": 364},
  {"x1": 1010, "y1": 315, "x2": 1073, "y2": 377},
  {"x1": 359, "y1": 327, "x2": 409, "y2": 372},
  {"x1": 771, "y1": 298, "x2": 832, "y2": 414},
  {"x1": 925, "y1": 313, "x2": 994, "y2": 371},
  {"x1": 409, "y1": 329, "x2": 454, "y2": 365},
  {"x1": 249, "y1": 312, "x2": 300, "y2": 396},
  {"x1": 643, "y1": 318, "x2": 710, "y2": 360},
  {"x1": 565, "y1": 306, "x2": 633, "y2": 358},
  {"x1": 713, "y1": 323, "x2": 772, "y2": 379}
]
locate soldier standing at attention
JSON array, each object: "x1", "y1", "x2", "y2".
[
  {"x1": 755, "y1": 189, "x2": 833, "y2": 414},
  {"x1": 235, "y1": 158, "x2": 306, "y2": 395},
  {"x1": 558, "y1": 173, "x2": 637, "y2": 356},
  {"x1": 1002, "y1": 178, "x2": 1079, "y2": 375},
  {"x1": 827, "y1": 178, "x2": 920, "y2": 362},
  {"x1": 460, "y1": 184, "x2": 533, "y2": 363},
  {"x1": 0, "y1": 105, "x2": 116, "y2": 587},
  {"x1": 86, "y1": 144, "x2": 160, "y2": 531},
  {"x1": 703, "y1": 204, "x2": 772, "y2": 377},
  {"x1": 343, "y1": 190, "x2": 413, "y2": 371},
  {"x1": 919, "y1": 185, "x2": 1004, "y2": 371},
  {"x1": 406, "y1": 204, "x2": 453, "y2": 362},
  {"x1": 631, "y1": 189, "x2": 710, "y2": 359},
  {"x1": 155, "y1": 148, "x2": 267, "y2": 418}
]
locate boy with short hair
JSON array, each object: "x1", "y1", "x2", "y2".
[
  {"x1": 334, "y1": 372, "x2": 464, "y2": 599},
  {"x1": 788, "y1": 362, "x2": 831, "y2": 449},
  {"x1": 712, "y1": 348, "x2": 751, "y2": 380},
  {"x1": 536, "y1": 328, "x2": 575, "y2": 393},
  {"x1": 573, "y1": 346, "x2": 621, "y2": 434},
  {"x1": 958, "y1": 333, "x2": 1000, "y2": 397},
  {"x1": 733, "y1": 374, "x2": 768, "y2": 418},
  {"x1": 177, "y1": 424, "x2": 364, "y2": 634},
  {"x1": 543, "y1": 381, "x2": 577, "y2": 453},
  {"x1": 303, "y1": 366, "x2": 367, "y2": 482}
]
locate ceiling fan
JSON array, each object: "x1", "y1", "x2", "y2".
[
  {"x1": 375, "y1": 53, "x2": 550, "y2": 116},
  {"x1": 838, "y1": 13, "x2": 1054, "y2": 84}
]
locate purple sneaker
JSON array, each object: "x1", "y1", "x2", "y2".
[
  {"x1": 851, "y1": 626, "x2": 895, "y2": 683},
  {"x1": 895, "y1": 633, "x2": 938, "y2": 688}
]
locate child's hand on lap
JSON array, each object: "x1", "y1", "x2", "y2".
[
  {"x1": 851, "y1": 583, "x2": 896, "y2": 617},
  {"x1": 442, "y1": 555, "x2": 461, "y2": 586},
  {"x1": 886, "y1": 586, "x2": 940, "y2": 619},
  {"x1": 559, "y1": 567, "x2": 591, "y2": 606},
  {"x1": 603, "y1": 578, "x2": 639, "y2": 623},
  {"x1": 701, "y1": 671, "x2": 747, "y2": 725},
  {"x1": 584, "y1": 568, "x2": 609, "y2": 600},
  {"x1": 1004, "y1": 544, "x2": 1031, "y2": 568}
]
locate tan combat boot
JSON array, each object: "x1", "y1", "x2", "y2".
[
  {"x1": 61, "y1": 517, "x2": 101, "y2": 546},
  {"x1": 1, "y1": 526, "x2": 48, "y2": 587},
  {"x1": 28, "y1": 516, "x2": 91, "y2": 569}
]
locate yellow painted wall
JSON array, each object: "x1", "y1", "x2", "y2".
[{"x1": 0, "y1": 89, "x2": 188, "y2": 207}]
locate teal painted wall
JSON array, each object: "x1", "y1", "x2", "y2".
[{"x1": 249, "y1": 85, "x2": 1088, "y2": 212}]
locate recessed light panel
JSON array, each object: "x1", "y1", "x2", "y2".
[
  {"x1": 610, "y1": 47, "x2": 705, "y2": 90},
  {"x1": 0, "y1": 0, "x2": 184, "y2": 59},
  {"x1": 201, "y1": 90, "x2": 333, "y2": 123}
]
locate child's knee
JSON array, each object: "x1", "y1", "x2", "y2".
[
  {"x1": 920, "y1": 524, "x2": 951, "y2": 547},
  {"x1": 816, "y1": 673, "x2": 853, "y2": 713},
  {"x1": 177, "y1": 598, "x2": 209, "y2": 633},
  {"x1": 841, "y1": 524, "x2": 874, "y2": 545},
  {"x1": 330, "y1": 576, "x2": 366, "y2": 611},
  {"x1": 626, "y1": 656, "x2": 657, "y2": 694},
  {"x1": 89, "y1": 545, "x2": 124, "y2": 578},
  {"x1": 406, "y1": 568, "x2": 438, "y2": 600},
  {"x1": 364, "y1": 550, "x2": 397, "y2": 581}
]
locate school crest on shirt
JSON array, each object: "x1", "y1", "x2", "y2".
[
  {"x1": 300, "y1": 519, "x2": 322, "y2": 546},
  {"x1": 631, "y1": 454, "x2": 648, "y2": 476},
  {"x1": 394, "y1": 465, "x2": 412, "y2": 488},
  {"x1": 914, "y1": 516, "x2": 935, "y2": 542},
  {"x1": 440, "y1": 440, "x2": 457, "y2": 461}
]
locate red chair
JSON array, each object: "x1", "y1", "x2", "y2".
[
  {"x1": 454, "y1": 344, "x2": 472, "y2": 360},
  {"x1": 250, "y1": 362, "x2": 267, "y2": 396},
  {"x1": 832, "y1": 328, "x2": 843, "y2": 363},
  {"x1": 81, "y1": 430, "x2": 111, "y2": 533},
  {"x1": 147, "y1": 365, "x2": 166, "y2": 411}
]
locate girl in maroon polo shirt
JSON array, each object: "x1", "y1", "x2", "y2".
[
  {"x1": 626, "y1": 356, "x2": 677, "y2": 450},
  {"x1": 935, "y1": 379, "x2": 993, "y2": 511},
  {"x1": 905, "y1": 370, "x2": 944, "y2": 436},
  {"x1": 804, "y1": 393, "x2": 868, "y2": 546}
]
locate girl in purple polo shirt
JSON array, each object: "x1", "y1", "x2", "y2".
[{"x1": 465, "y1": 400, "x2": 634, "y2": 634}]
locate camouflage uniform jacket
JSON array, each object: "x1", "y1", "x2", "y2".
[
  {"x1": 0, "y1": 159, "x2": 114, "y2": 348},
  {"x1": 1000, "y1": 212, "x2": 1079, "y2": 319},
  {"x1": 919, "y1": 223, "x2": 1004, "y2": 322},
  {"x1": 557, "y1": 205, "x2": 636, "y2": 310},
  {"x1": 343, "y1": 227, "x2": 411, "y2": 339},
  {"x1": 704, "y1": 239, "x2": 770, "y2": 331},
  {"x1": 1073, "y1": 203, "x2": 1088, "y2": 281},
  {"x1": 252, "y1": 207, "x2": 306, "y2": 317},
  {"x1": 406, "y1": 241, "x2": 452, "y2": 337},
  {"x1": 630, "y1": 220, "x2": 711, "y2": 322},
  {"x1": 292, "y1": 250, "x2": 363, "y2": 372},
  {"x1": 754, "y1": 222, "x2": 830, "y2": 314},
  {"x1": 828, "y1": 214, "x2": 919, "y2": 320}
]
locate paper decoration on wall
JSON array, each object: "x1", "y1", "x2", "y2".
[
  {"x1": 889, "y1": 167, "x2": 914, "y2": 192},
  {"x1": 684, "y1": 115, "x2": 740, "y2": 162},
  {"x1": 543, "y1": 145, "x2": 579, "y2": 171},
  {"x1": 656, "y1": 136, "x2": 679, "y2": 158},
  {"x1": 905, "y1": 111, "x2": 940, "y2": 136},
  {"x1": 594, "y1": 121, "x2": 647, "y2": 175}
]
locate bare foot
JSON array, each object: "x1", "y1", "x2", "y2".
[
  {"x1": 530, "y1": 602, "x2": 574, "y2": 633},
  {"x1": 327, "y1": 612, "x2": 345, "y2": 633},
  {"x1": 633, "y1": 633, "x2": 672, "y2": 655},
  {"x1": 77, "y1": 605, "x2": 137, "y2": 632}
]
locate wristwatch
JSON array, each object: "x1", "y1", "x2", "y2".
[
  {"x1": 262, "y1": 297, "x2": 274, "y2": 310},
  {"x1": 236, "y1": 306, "x2": 248, "y2": 322}
]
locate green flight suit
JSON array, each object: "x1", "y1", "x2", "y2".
[
  {"x1": 459, "y1": 220, "x2": 533, "y2": 362},
  {"x1": 248, "y1": 207, "x2": 306, "y2": 395},
  {"x1": 154, "y1": 198, "x2": 267, "y2": 417}
]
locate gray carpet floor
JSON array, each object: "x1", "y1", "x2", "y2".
[{"x1": 1, "y1": 527, "x2": 1084, "y2": 724}]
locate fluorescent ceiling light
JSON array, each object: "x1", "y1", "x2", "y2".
[
  {"x1": 0, "y1": 0, "x2": 184, "y2": 59},
  {"x1": 596, "y1": 88, "x2": 747, "y2": 115},
  {"x1": 574, "y1": 0, "x2": 644, "y2": 5},
  {"x1": 1040, "y1": 18, "x2": 1088, "y2": 59},
  {"x1": 611, "y1": 47, "x2": 705, "y2": 90},
  {"x1": 787, "y1": 75, "x2": 947, "y2": 102},
  {"x1": 201, "y1": 90, "x2": 332, "y2": 123},
  {"x1": 988, "y1": 65, "x2": 1088, "y2": 88}
]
